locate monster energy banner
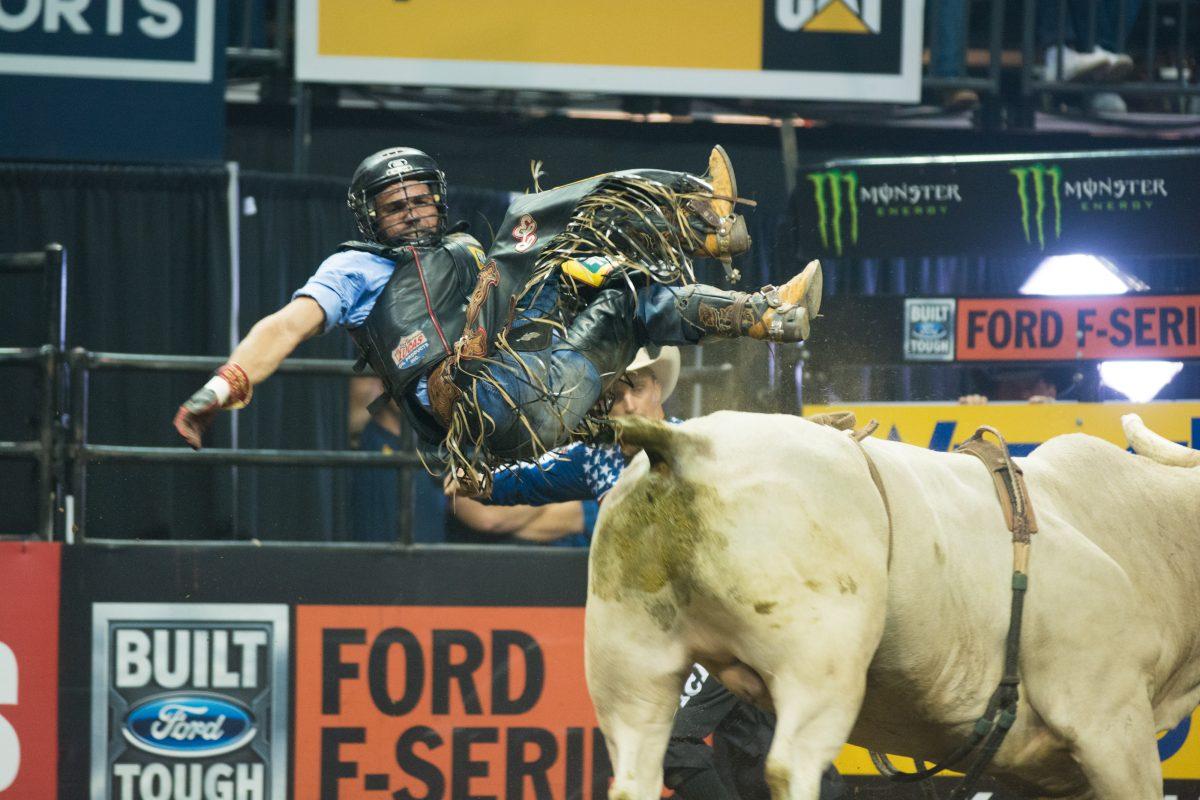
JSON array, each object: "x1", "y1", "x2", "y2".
[{"x1": 794, "y1": 149, "x2": 1200, "y2": 259}]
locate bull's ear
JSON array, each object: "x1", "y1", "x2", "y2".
[{"x1": 614, "y1": 416, "x2": 706, "y2": 473}]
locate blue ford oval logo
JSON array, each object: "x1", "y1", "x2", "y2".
[
  {"x1": 912, "y1": 321, "x2": 948, "y2": 340},
  {"x1": 123, "y1": 694, "x2": 256, "y2": 758}
]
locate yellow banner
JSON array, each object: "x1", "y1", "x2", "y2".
[
  {"x1": 805, "y1": 401, "x2": 1200, "y2": 776},
  {"x1": 316, "y1": 0, "x2": 762, "y2": 70},
  {"x1": 806, "y1": 401, "x2": 1200, "y2": 457},
  {"x1": 297, "y1": 0, "x2": 926, "y2": 103}
]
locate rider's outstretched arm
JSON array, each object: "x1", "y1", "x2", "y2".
[
  {"x1": 173, "y1": 297, "x2": 325, "y2": 449},
  {"x1": 229, "y1": 297, "x2": 325, "y2": 383}
]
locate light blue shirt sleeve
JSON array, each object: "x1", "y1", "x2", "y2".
[{"x1": 292, "y1": 250, "x2": 394, "y2": 333}]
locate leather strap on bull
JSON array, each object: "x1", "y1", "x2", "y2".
[{"x1": 870, "y1": 425, "x2": 1037, "y2": 800}]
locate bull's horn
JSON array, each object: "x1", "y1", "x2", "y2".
[
  {"x1": 1122, "y1": 413, "x2": 1200, "y2": 468},
  {"x1": 613, "y1": 416, "x2": 707, "y2": 472}
]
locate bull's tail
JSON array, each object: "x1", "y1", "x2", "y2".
[
  {"x1": 612, "y1": 415, "x2": 708, "y2": 472},
  {"x1": 1122, "y1": 414, "x2": 1200, "y2": 468}
]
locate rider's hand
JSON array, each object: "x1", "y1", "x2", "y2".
[
  {"x1": 444, "y1": 470, "x2": 489, "y2": 500},
  {"x1": 173, "y1": 363, "x2": 252, "y2": 450},
  {"x1": 174, "y1": 387, "x2": 221, "y2": 450}
]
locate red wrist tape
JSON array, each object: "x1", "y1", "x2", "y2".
[{"x1": 217, "y1": 362, "x2": 253, "y2": 409}]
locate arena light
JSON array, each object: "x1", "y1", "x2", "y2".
[
  {"x1": 1019, "y1": 254, "x2": 1144, "y2": 296},
  {"x1": 1021, "y1": 255, "x2": 1179, "y2": 402},
  {"x1": 1099, "y1": 360, "x2": 1184, "y2": 403}
]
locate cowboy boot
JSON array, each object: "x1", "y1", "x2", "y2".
[
  {"x1": 684, "y1": 146, "x2": 752, "y2": 265},
  {"x1": 679, "y1": 259, "x2": 823, "y2": 343}
]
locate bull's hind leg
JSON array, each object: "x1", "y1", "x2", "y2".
[
  {"x1": 761, "y1": 675, "x2": 862, "y2": 800},
  {"x1": 585, "y1": 597, "x2": 691, "y2": 800},
  {"x1": 744, "y1": 614, "x2": 878, "y2": 800}
]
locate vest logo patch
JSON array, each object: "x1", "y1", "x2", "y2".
[
  {"x1": 392, "y1": 331, "x2": 430, "y2": 369},
  {"x1": 512, "y1": 214, "x2": 538, "y2": 253}
]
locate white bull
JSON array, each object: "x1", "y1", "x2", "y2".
[{"x1": 584, "y1": 411, "x2": 1200, "y2": 800}]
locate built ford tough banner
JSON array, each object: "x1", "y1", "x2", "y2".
[
  {"x1": 794, "y1": 149, "x2": 1200, "y2": 258},
  {"x1": 296, "y1": 0, "x2": 926, "y2": 102}
]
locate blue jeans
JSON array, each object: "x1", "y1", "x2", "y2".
[
  {"x1": 929, "y1": 0, "x2": 968, "y2": 79},
  {"x1": 469, "y1": 284, "x2": 695, "y2": 460},
  {"x1": 1037, "y1": 0, "x2": 1143, "y2": 52}
]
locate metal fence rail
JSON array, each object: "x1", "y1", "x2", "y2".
[
  {"x1": 65, "y1": 348, "x2": 427, "y2": 543},
  {"x1": 0, "y1": 246, "x2": 67, "y2": 541},
  {"x1": 78, "y1": 444, "x2": 422, "y2": 467},
  {"x1": 64, "y1": 347, "x2": 734, "y2": 543},
  {"x1": 75, "y1": 350, "x2": 360, "y2": 375}
]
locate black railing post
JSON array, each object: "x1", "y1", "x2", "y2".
[
  {"x1": 1017, "y1": 0, "x2": 1039, "y2": 128},
  {"x1": 45, "y1": 244, "x2": 69, "y2": 540},
  {"x1": 36, "y1": 344, "x2": 55, "y2": 540},
  {"x1": 31, "y1": 244, "x2": 69, "y2": 540},
  {"x1": 69, "y1": 348, "x2": 90, "y2": 542},
  {"x1": 44, "y1": 244, "x2": 65, "y2": 355},
  {"x1": 1056, "y1": 0, "x2": 1067, "y2": 78},
  {"x1": 988, "y1": 0, "x2": 1006, "y2": 90},
  {"x1": 1146, "y1": 0, "x2": 1158, "y2": 86},
  {"x1": 397, "y1": 446, "x2": 414, "y2": 545},
  {"x1": 981, "y1": 0, "x2": 1006, "y2": 131},
  {"x1": 1084, "y1": 0, "x2": 1098, "y2": 52},
  {"x1": 927, "y1": 0, "x2": 942, "y2": 82},
  {"x1": 1176, "y1": 0, "x2": 1189, "y2": 113},
  {"x1": 1116, "y1": 0, "x2": 1127, "y2": 58}
]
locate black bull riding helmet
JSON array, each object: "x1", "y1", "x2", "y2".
[{"x1": 347, "y1": 146, "x2": 448, "y2": 247}]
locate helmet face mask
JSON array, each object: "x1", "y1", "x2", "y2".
[
  {"x1": 365, "y1": 178, "x2": 445, "y2": 246},
  {"x1": 348, "y1": 147, "x2": 448, "y2": 247}
]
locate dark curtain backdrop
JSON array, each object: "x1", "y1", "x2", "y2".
[
  {"x1": 0, "y1": 163, "x2": 512, "y2": 540},
  {"x1": 0, "y1": 163, "x2": 231, "y2": 538}
]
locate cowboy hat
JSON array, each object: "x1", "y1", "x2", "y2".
[{"x1": 625, "y1": 345, "x2": 680, "y2": 403}]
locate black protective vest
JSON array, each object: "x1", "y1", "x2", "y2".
[
  {"x1": 345, "y1": 232, "x2": 483, "y2": 444},
  {"x1": 347, "y1": 169, "x2": 692, "y2": 449}
]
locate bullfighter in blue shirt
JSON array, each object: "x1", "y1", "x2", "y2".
[{"x1": 174, "y1": 145, "x2": 822, "y2": 492}]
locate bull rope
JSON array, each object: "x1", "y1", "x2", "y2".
[{"x1": 847, "y1": 424, "x2": 1036, "y2": 800}]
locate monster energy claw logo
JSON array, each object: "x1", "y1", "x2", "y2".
[
  {"x1": 807, "y1": 169, "x2": 859, "y2": 256},
  {"x1": 1010, "y1": 163, "x2": 1063, "y2": 251}
]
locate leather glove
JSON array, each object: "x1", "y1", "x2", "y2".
[{"x1": 173, "y1": 363, "x2": 252, "y2": 450}]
